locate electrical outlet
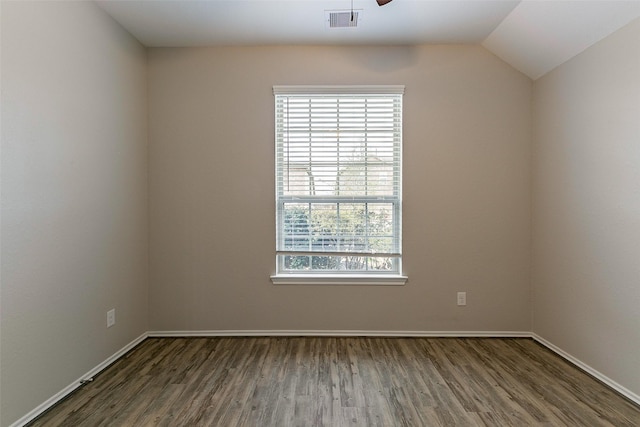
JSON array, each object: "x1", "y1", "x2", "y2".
[
  {"x1": 107, "y1": 309, "x2": 116, "y2": 328},
  {"x1": 457, "y1": 292, "x2": 467, "y2": 306}
]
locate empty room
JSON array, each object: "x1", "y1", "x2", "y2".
[{"x1": 1, "y1": 0, "x2": 639, "y2": 426}]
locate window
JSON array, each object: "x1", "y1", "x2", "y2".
[{"x1": 272, "y1": 86, "x2": 406, "y2": 285}]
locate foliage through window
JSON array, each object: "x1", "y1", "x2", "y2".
[{"x1": 274, "y1": 86, "x2": 403, "y2": 275}]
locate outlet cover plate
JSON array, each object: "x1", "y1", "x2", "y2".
[
  {"x1": 457, "y1": 292, "x2": 467, "y2": 306},
  {"x1": 107, "y1": 309, "x2": 115, "y2": 328}
]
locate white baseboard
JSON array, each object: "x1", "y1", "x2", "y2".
[
  {"x1": 9, "y1": 332, "x2": 148, "y2": 427},
  {"x1": 147, "y1": 329, "x2": 532, "y2": 338},
  {"x1": 532, "y1": 333, "x2": 640, "y2": 407}
]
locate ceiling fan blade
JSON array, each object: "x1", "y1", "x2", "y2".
[{"x1": 377, "y1": 0, "x2": 393, "y2": 5}]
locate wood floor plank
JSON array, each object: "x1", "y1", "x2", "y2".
[
  {"x1": 514, "y1": 339, "x2": 640, "y2": 426},
  {"x1": 472, "y1": 338, "x2": 619, "y2": 426},
  {"x1": 28, "y1": 337, "x2": 640, "y2": 427}
]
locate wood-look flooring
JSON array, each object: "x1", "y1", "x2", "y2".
[{"x1": 29, "y1": 337, "x2": 640, "y2": 426}]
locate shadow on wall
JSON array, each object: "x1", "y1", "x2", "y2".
[{"x1": 340, "y1": 45, "x2": 420, "y2": 72}]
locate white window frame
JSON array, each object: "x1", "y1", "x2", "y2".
[{"x1": 271, "y1": 85, "x2": 407, "y2": 285}]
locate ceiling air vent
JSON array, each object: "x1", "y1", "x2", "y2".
[{"x1": 326, "y1": 10, "x2": 361, "y2": 28}]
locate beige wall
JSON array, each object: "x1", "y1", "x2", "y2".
[
  {"x1": 532, "y1": 18, "x2": 640, "y2": 397},
  {"x1": 0, "y1": 2, "x2": 148, "y2": 425},
  {"x1": 148, "y1": 45, "x2": 532, "y2": 333}
]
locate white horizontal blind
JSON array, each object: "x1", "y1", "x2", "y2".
[{"x1": 274, "y1": 86, "x2": 403, "y2": 274}]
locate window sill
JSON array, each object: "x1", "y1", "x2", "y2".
[{"x1": 270, "y1": 274, "x2": 408, "y2": 286}]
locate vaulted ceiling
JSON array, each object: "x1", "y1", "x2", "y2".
[{"x1": 96, "y1": 0, "x2": 640, "y2": 80}]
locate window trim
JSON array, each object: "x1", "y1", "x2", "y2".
[
  {"x1": 273, "y1": 85, "x2": 405, "y2": 95},
  {"x1": 270, "y1": 274, "x2": 408, "y2": 286},
  {"x1": 272, "y1": 85, "x2": 406, "y2": 285}
]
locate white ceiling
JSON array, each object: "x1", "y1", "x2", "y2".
[
  {"x1": 96, "y1": 0, "x2": 640, "y2": 80},
  {"x1": 483, "y1": 1, "x2": 640, "y2": 79}
]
